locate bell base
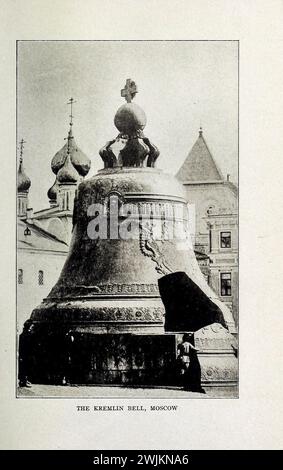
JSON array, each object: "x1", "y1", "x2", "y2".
[
  {"x1": 19, "y1": 323, "x2": 237, "y2": 390},
  {"x1": 30, "y1": 297, "x2": 165, "y2": 331}
]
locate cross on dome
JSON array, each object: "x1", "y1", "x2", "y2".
[
  {"x1": 67, "y1": 97, "x2": 76, "y2": 126},
  {"x1": 19, "y1": 138, "x2": 27, "y2": 163},
  {"x1": 65, "y1": 98, "x2": 77, "y2": 154}
]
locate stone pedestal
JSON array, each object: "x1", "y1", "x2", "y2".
[
  {"x1": 20, "y1": 326, "x2": 177, "y2": 386},
  {"x1": 20, "y1": 322, "x2": 237, "y2": 389},
  {"x1": 196, "y1": 323, "x2": 238, "y2": 387}
]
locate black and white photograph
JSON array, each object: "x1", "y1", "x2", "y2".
[
  {"x1": 1, "y1": 0, "x2": 283, "y2": 456},
  {"x1": 17, "y1": 40, "x2": 238, "y2": 398}
]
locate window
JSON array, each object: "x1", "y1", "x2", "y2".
[
  {"x1": 220, "y1": 272, "x2": 231, "y2": 296},
  {"x1": 220, "y1": 231, "x2": 231, "y2": 248},
  {"x1": 18, "y1": 269, "x2": 23, "y2": 284},
  {"x1": 38, "y1": 270, "x2": 44, "y2": 286},
  {"x1": 24, "y1": 226, "x2": 31, "y2": 236}
]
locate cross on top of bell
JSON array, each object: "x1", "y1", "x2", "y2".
[{"x1": 121, "y1": 79, "x2": 138, "y2": 103}]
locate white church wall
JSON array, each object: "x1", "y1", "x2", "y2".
[{"x1": 17, "y1": 250, "x2": 67, "y2": 333}]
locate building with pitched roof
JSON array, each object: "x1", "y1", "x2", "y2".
[{"x1": 176, "y1": 128, "x2": 238, "y2": 324}]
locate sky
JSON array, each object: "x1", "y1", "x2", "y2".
[{"x1": 17, "y1": 41, "x2": 238, "y2": 211}]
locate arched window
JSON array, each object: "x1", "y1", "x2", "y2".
[
  {"x1": 18, "y1": 269, "x2": 23, "y2": 284},
  {"x1": 38, "y1": 270, "x2": 44, "y2": 286}
]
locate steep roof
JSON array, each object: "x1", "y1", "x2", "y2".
[{"x1": 176, "y1": 129, "x2": 223, "y2": 182}]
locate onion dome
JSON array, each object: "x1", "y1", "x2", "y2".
[
  {"x1": 51, "y1": 129, "x2": 91, "y2": 177},
  {"x1": 51, "y1": 128, "x2": 91, "y2": 178},
  {"x1": 17, "y1": 139, "x2": 31, "y2": 192},
  {"x1": 47, "y1": 178, "x2": 59, "y2": 202},
  {"x1": 57, "y1": 154, "x2": 80, "y2": 184},
  {"x1": 18, "y1": 161, "x2": 31, "y2": 192}
]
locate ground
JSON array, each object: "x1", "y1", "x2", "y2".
[{"x1": 18, "y1": 384, "x2": 237, "y2": 398}]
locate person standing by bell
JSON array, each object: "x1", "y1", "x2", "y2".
[{"x1": 177, "y1": 333, "x2": 206, "y2": 394}]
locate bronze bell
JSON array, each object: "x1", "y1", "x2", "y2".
[{"x1": 20, "y1": 79, "x2": 236, "y2": 387}]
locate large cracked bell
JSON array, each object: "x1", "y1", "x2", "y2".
[
  {"x1": 27, "y1": 79, "x2": 235, "y2": 336},
  {"x1": 19, "y1": 79, "x2": 237, "y2": 388}
]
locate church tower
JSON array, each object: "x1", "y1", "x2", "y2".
[
  {"x1": 47, "y1": 98, "x2": 91, "y2": 210},
  {"x1": 57, "y1": 140, "x2": 80, "y2": 211},
  {"x1": 17, "y1": 139, "x2": 31, "y2": 217}
]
